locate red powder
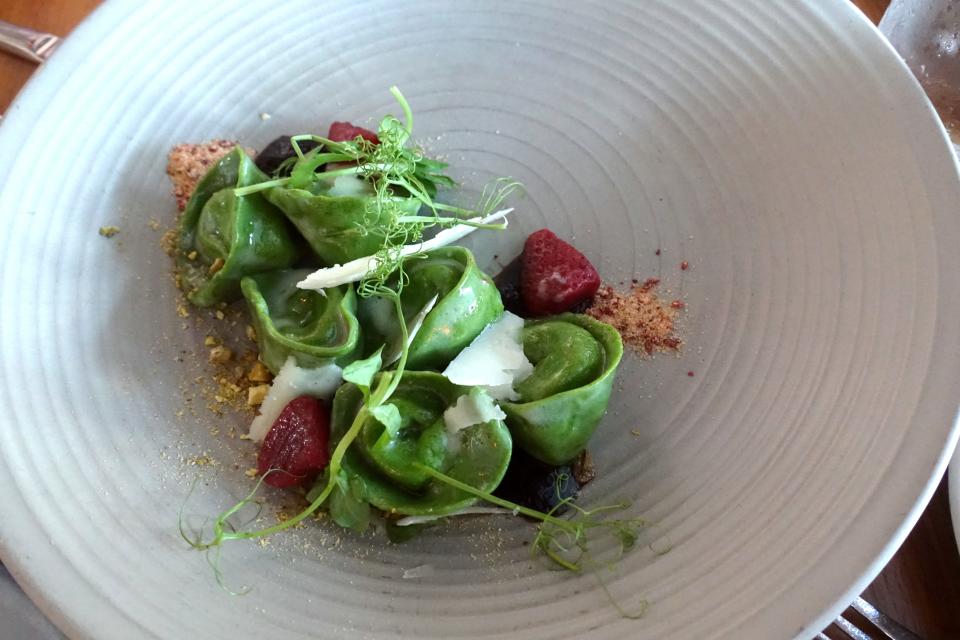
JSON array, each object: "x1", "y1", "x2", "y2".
[{"x1": 586, "y1": 280, "x2": 683, "y2": 355}]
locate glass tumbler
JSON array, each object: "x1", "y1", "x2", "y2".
[{"x1": 881, "y1": 0, "x2": 960, "y2": 140}]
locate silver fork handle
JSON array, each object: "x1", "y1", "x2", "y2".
[
  {"x1": 849, "y1": 597, "x2": 923, "y2": 640},
  {"x1": 0, "y1": 20, "x2": 59, "y2": 64}
]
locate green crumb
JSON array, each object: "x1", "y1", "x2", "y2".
[{"x1": 99, "y1": 226, "x2": 120, "y2": 238}]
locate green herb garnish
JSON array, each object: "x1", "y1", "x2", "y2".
[
  {"x1": 235, "y1": 86, "x2": 519, "y2": 298},
  {"x1": 182, "y1": 89, "x2": 649, "y2": 608}
]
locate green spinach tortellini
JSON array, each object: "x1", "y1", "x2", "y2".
[
  {"x1": 240, "y1": 269, "x2": 361, "y2": 374},
  {"x1": 329, "y1": 372, "x2": 512, "y2": 516},
  {"x1": 502, "y1": 313, "x2": 623, "y2": 465},
  {"x1": 178, "y1": 147, "x2": 299, "y2": 306},
  {"x1": 358, "y1": 246, "x2": 503, "y2": 371},
  {"x1": 265, "y1": 152, "x2": 423, "y2": 265}
]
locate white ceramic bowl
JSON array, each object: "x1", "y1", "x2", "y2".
[{"x1": 2, "y1": 1, "x2": 959, "y2": 638}]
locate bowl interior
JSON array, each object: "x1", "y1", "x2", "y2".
[{"x1": 1, "y1": 1, "x2": 960, "y2": 639}]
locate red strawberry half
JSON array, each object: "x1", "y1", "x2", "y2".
[
  {"x1": 257, "y1": 396, "x2": 330, "y2": 488},
  {"x1": 327, "y1": 121, "x2": 380, "y2": 145},
  {"x1": 520, "y1": 229, "x2": 601, "y2": 316}
]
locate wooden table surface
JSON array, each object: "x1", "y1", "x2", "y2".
[{"x1": 2, "y1": 0, "x2": 959, "y2": 637}]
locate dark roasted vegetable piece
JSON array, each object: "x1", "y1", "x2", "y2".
[
  {"x1": 254, "y1": 136, "x2": 319, "y2": 175},
  {"x1": 493, "y1": 448, "x2": 579, "y2": 515},
  {"x1": 493, "y1": 255, "x2": 527, "y2": 317}
]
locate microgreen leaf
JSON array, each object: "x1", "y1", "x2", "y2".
[
  {"x1": 288, "y1": 149, "x2": 357, "y2": 189},
  {"x1": 342, "y1": 346, "x2": 384, "y2": 390},
  {"x1": 329, "y1": 473, "x2": 371, "y2": 532},
  {"x1": 304, "y1": 468, "x2": 330, "y2": 504},
  {"x1": 412, "y1": 463, "x2": 649, "y2": 576},
  {"x1": 370, "y1": 403, "x2": 402, "y2": 437}
]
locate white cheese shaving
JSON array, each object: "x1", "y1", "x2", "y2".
[
  {"x1": 248, "y1": 357, "x2": 343, "y2": 442},
  {"x1": 381, "y1": 294, "x2": 439, "y2": 367},
  {"x1": 394, "y1": 506, "x2": 514, "y2": 527},
  {"x1": 295, "y1": 208, "x2": 513, "y2": 291},
  {"x1": 442, "y1": 311, "x2": 533, "y2": 401},
  {"x1": 326, "y1": 174, "x2": 374, "y2": 197},
  {"x1": 443, "y1": 388, "x2": 506, "y2": 441},
  {"x1": 401, "y1": 564, "x2": 435, "y2": 579}
]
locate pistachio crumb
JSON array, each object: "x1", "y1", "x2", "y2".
[
  {"x1": 208, "y1": 257, "x2": 225, "y2": 274},
  {"x1": 208, "y1": 345, "x2": 233, "y2": 364},
  {"x1": 572, "y1": 450, "x2": 596, "y2": 485},
  {"x1": 215, "y1": 310, "x2": 226, "y2": 321},
  {"x1": 248, "y1": 361, "x2": 272, "y2": 383},
  {"x1": 204, "y1": 335, "x2": 218, "y2": 347},
  {"x1": 247, "y1": 383, "x2": 270, "y2": 406},
  {"x1": 161, "y1": 229, "x2": 178, "y2": 256},
  {"x1": 187, "y1": 250, "x2": 198, "y2": 261},
  {"x1": 245, "y1": 467, "x2": 259, "y2": 478},
  {"x1": 98, "y1": 226, "x2": 120, "y2": 238},
  {"x1": 245, "y1": 324, "x2": 258, "y2": 341}
]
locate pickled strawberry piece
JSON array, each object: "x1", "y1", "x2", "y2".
[
  {"x1": 520, "y1": 229, "x2": 601, "y2": 316},
  {"x1": 257, "y1": 396, "x2": 330, "y2": 488},
  {"x1": 327, "y1": 121, "x2": 380, "y2": 145}
]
